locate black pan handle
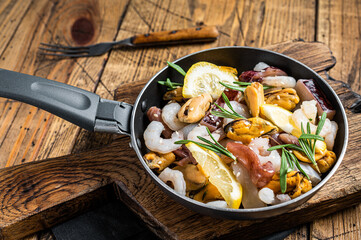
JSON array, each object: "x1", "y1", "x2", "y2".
[{"x1": 0, "y1": 69, "x2": 132, "y2": 135}]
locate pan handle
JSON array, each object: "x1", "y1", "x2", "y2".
[{"x1": 0, "y1": 69, "x2": 133, "y2": 135}]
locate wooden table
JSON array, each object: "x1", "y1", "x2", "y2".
[{"x1": 0, "y1": 0, "x2": 360, "y2": 239}]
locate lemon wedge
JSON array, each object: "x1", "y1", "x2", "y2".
[
  {"x1": 183, "y1": 62, "x2": 238, "y2": 100},
  {"x1": 260, "y1": 104, "x2": 301, "y2": 136},
  {"x1": 186, "y1": 142, "x2": 242, "y2": 209}
]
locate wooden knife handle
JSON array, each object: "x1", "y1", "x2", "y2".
[{"x1": 131, "y1": 26, "x2": 219, "y2": 45}]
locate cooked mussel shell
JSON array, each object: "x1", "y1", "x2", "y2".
[
  {"x1": 264, "y1": 88, "x2": 300, "y2": 111},
  {"x1": 225, "y1": 117, "x2": 279, "y2": 144}
]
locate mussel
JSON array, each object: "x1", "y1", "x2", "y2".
[{"x1": 225, "y1": 117, "x2": 278, "y2": 144}]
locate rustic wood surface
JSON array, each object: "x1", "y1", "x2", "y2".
[
  {"x1": 0, "y1": 0, "x2": 359, "y2": 239},
  {"x1": 0, "y1": 41, "x2": 359, "y2": 240}
]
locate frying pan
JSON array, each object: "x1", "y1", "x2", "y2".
[{"x1": 0, "y1": 47, "x2": 348, "y2": 220}]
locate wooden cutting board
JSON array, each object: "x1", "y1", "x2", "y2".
[{"x1": 0, "y1": 41, "x2": 360, "y2": 240}]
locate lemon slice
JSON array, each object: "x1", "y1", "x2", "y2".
[
  {"x1": 260, "y1": 104, "x2": 301, "y2": 136},
  {"x1": 186, "y1": 142, "x2": 242, "y2": 209},
  {"x1": 183, "y1": 62, "x2": 238, "y2": 100}
]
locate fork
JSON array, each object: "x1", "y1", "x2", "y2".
[{"x1": 39, "y1": 26, "x2": 219, "y2": 58}]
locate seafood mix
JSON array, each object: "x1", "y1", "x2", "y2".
[{"x1": 143, "y1": 61, "x2": 338, "y2": 209}]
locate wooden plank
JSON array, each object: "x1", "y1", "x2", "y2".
[
  {"x1": 0, "y1": 42, "x2": 357, "y2": 240},
  {"x1": 72, "y1": 0, "x2": 317, "y2": 153},
  {"x1": 309, "y1": 0, "x2": 361, "y2": 239},
  {"x1": 0, "y1": 0, "x2": 129, "y2": 168},
  {"x1": 318, "y1": 0, "x2": 361, "y2": 94}
]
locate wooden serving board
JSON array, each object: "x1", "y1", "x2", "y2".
[{"x1": 0, "y1": 41, "x2": 360, "y2": 240}]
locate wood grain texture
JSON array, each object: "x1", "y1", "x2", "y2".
[
  {"x1": 309, "y1": 1, "x2": 361, "y2": 239},
  {"x1": 131, "y1": 26, "x2": 219, "y2": 45},
  {"x1": 0, "y1": 0, "x2": 359, "y2": 239},
  {"x1": 0, "y1": 0, "x2": 129, "y2": 167},
  {"x1": 318, "y1": 0, "x2": 361, "y2": 94},
  {"x1": 0, "y1": 42, "x2": 358, "y2": 240}
]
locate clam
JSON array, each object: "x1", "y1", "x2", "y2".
[{"x1": 225, "y1": 117, "x2": 278, "y2": 144}]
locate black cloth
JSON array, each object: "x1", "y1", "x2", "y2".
[{"x1": 52, "y1": 201, "x2": 294, "y2": 240}]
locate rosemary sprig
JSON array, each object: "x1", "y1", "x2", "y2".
[
  {"x1": 267, "y1": 112, "x2": 327, "y2": 192},
  {"x1": 175, "y1": 127, "x2": 236, "y2": 161},
  {"x1": 210, "y1": 92, "x2": 246, "y2": 119},
  {"x1": 298, "y1": 134, "x2": 324, "y2": 141},
  {"x1": 219, "y1": 81, "x2": 247, "y2": 91},
  {"x1": 220, "y1": 81, "x2": 273, "y2": 92},
  {"x1": 158, "y1": 61, "x2": 186, "y2": 90},
  {"x1": 167, "y1": 61, "x2": 186, "y2": 76},
  {"x1": 267, "y1": 144, "x2": 303, "y2": 152},
  {"x1": 269, "y1": 147, "x2": 309, "y2": 193},
  {"x1": 158, "y1": 78, "x2": 183, "y2": 90}
]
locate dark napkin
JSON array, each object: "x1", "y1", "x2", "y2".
[
  {"x1": 52, "y1": 200, "x2": 159, "y2": 240},
  {"x1": 52, "y1": 200, "x2": 294, "y2": 240}
]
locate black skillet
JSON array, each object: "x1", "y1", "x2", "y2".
[{"x1": 0, "y1": 47, "x2": 348, "y2": 219}]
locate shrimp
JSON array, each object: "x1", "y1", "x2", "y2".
[
  {"x1": 179, "y1": 123, "x2": 197, "y2": 139},
  {"x1": 232, "y1": 161, "x2": 266, "y2": 208},
  {"x1": 262, "y1": 76, "x2": 296, "y2": 88},
  {"x1": 158, "y1": 167, "x2": 186, "y2": 196},
  {"x1": 162, "y1": 102, "x2": 187, "y2": 131},
  {"x1": 248, "y1": 137, "x2": 281, "y2": 172},
  {"x1": 143, "y1": 121, "x2": 183, "y2": 154},
  {"x1": 223, "y1": 101, "x2": 251, "y2": 126},
  {"x1": 205, "y1": 201, "x2": 228, "y2": 208},
  {"x1": 147, "y1": 107, "x2": 172, "y2": 138},
  {"x1": 187, "y1": 125, "x2": 220, "y2": 143}
]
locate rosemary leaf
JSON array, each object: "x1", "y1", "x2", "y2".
[
  {"x1": 220, "y1": 81, "x2": 272, "y2": 91},
  {"x1": 299, "y1": 139, "x2": 317, "y2": 166},
  {"x1": 280, "y1": 149, "x2": 288, "y2": 193},
  {"x1": 299, "y1": 134, "x2": 325, "y2": 141},
  {"x1": 167, "y1": 61, "x2": 186, "y2": 76},
  {"x1": 206, "y1": 127, "x2": 227, "y2": 150},
  {"x1": 288, "y1": 151, "x2": 310, "y2": 179},
  {"x1": 158, "y1": 78, "x2": 183, "y2": 90},
  {"x1": 211, "y1": 94, "x2": 245, "y2": 120},
  {"x1": 284, "y1": 150, "x2": 295, "y2": 171},
  {"x1": 222, "y1": 92, "x2": 234, "y2": 112},
  {"x1": 175, "y1": 140, "x2": 223, "y2": 155},
  {"x1": 306, "y1": 122, "x2": 312, "y2": 134},
  {"x1": 219, "y1": 81, "x2": 247, "y2": 92},
  {"x1": 315, "y1": 112, "x2": 327, "y2": 135},
  {"x1": 210, "y1": 110, "x2": 241, "y2": 119},
  {"x1": 175, "y1": 131, "x2": 236, "y2": 161},
  {"x1": 267, "y1": 144, "x2": 303, "y2": 152},
  {"x1": 214, "y1": 103, "x2": 233, "y2": 115},
  {"x1": 232, "y1": 81, "x2": 252, "y2": 86}
]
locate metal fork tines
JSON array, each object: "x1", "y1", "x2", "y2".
[{"x1": 38, "y1": 39, "x2": 132, "y2": 58}]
